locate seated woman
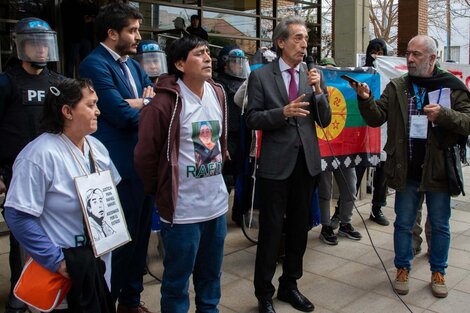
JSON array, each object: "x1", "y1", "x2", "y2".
[{"x1": 4, "y1": 78, "x2": 120, "y2": 312}]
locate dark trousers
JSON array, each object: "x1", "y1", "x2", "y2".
[
  {"x1": 3, "y1": 166, "x2": 27, "y2": 310},
  {"x1": 254, "y1": 149, "x2": 316, "y2": 300},
  {"x1": 7, "y1": 232, "x2": 27, "y2": 309},
  {"x1": 355, "y1": 161, "x2": 387, "y2": 207},
  {"x1": 111, "y1": 178, "x2": 154, "y2": 307}
]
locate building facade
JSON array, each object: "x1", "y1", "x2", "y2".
[{"x1": 0, "y1": 0, "x2": 322, "y2": 73}]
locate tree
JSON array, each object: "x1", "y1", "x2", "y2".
[
  {"x1": 428, "y1": 0, "x2": 470, "y2": 35},
  {"x1": 318, "y1": 0, "x2": 334, "y2": 56},
  {"x1": 369, "y1": 0, "x2": 398, "y2": 45},
  {"x1": 321, "y1": 0, "x2": 469, "y2": 53}
]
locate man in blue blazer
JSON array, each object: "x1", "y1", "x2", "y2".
[{"x1": 79, "y1": 3, "x2": 155, "y2": 313}]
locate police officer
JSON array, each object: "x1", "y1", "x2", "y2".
[
  {"x1": 216, "y1": 46, "x2": 250, "y2": 225},
  {"x1": 0, "y1": 17, "x2": 62, "y2": 313},
  {"x1": 134, "y1": 40, "x2": 168, "y2": 84}
]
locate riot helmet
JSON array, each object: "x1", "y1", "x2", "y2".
[
  {"x1": 135, "y1": 40, "x2": 168, "y2": 78},
  {"x1": 218, "y1": 47, "x2": 250, "y2": 79},
  {"x1": 14, "y1": 17, "x2": 59, "y2": 68}
]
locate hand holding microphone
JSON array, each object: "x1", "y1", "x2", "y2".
[{"x1": 306, "y1": 56, "x2": 323, "y2": 95}]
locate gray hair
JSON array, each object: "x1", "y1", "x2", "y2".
[
  {"x1": 272, "y1": 16, "x2": 306, "y2": 56},
  {"x1": 409, "y1": 35, "x2": 437, "y2": 55}
]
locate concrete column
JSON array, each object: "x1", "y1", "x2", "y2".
[
  {"x1": 333, "y1": 0, "x2": 370, "y2": 67},
  {"x1": 397, "y1": 0, "x2": 428, "y2": 56}
]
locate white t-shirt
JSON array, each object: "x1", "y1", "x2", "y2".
[
  {"x1": 5, "y1": 133, "x2": 121, "y2": 289},
  {"x1": 172, "y1": 79, "x2": 228, "y2": 224}
]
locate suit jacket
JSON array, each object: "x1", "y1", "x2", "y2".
[
  {"x1": 79, "y1": 44, "x2": 153, "y2": 179},
  {"x1": 246, "y1": 59, "x2": 331, "y2": 180}
]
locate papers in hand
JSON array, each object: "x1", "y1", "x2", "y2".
[{"x1": 428, "y1": 88, "x2": 451, "y2": 109}]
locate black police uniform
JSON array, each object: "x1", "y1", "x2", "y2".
[{"x1": 0, "y1": 62, "x2": 62, "y2": 312}]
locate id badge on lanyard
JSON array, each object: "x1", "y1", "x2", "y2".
[
  {"x1": 410, "y1": 115, "x2": 428, "y2": 139},
  {"x1": 410, "y1": 84, "x2": 428, "y2": 139}
]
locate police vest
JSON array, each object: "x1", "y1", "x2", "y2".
[{"x1": 0, "y1": 65, "x2": 62, "y2": 163}]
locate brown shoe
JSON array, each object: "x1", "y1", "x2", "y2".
[
  {"x1": 431, "y1": 272, "x2": 448, "y2": 298},
  {"x1": 394, "y1": 268, "x2": 409, "y2": 295},
  {"x1": 117, "y1": 303, "x2": 155, "y2": 313}
]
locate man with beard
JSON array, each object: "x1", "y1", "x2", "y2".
[
  {"x1": 352, "y1": 35, "x2": 470, "y2": 298},
  {"x1": 79, "y1": 3, "x2": 155, "y2": 312}
]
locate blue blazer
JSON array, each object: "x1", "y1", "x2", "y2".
[{"x1": 79, "y1": 44, "x2": 153, "y2": 179}]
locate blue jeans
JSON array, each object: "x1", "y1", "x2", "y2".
[
  {"x1": 160, "y1": 214, "x2": 227, "y2": 313},
  {"x1": 394, "y1": 180, "x2": 451, "y2": 274}
]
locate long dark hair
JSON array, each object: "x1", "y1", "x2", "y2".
[
  {"x1": 365, "y1": 38, "x2": 388, "y2": 67},
  {"x1": 40, "y1": 78, "x2": 94, "y2": 134}
]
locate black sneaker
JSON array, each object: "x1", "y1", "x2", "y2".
[
  {"x1": 319, "y1": 225, "x2": 338, "y2": 245},
  {"x1": 370, "y1": 208, "x2": 390, "y2": 226},
  {"x1": 338, "y1": 223, "x2": 362, "y2": 240},
  {"x1": 330, "y1": 211, "x2": 340, "y2": 230}
]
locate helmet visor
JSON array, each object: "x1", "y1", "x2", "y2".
[
  {"x1": 226, "y1": 56, "x2": 250, "y2": 79},
  {"x1": 16, "y1": 32, "x2": 59, "y2": 63},
  {"x1": 139, "y1": 51, "x2": 168, "y2": 77}
]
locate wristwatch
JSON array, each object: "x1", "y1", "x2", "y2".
[{"x1": 143, "y1": 97, "x2": 153, "y2": 106}]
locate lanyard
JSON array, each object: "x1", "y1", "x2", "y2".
[
  {"x1": 60, "y1": 134, "x2": 100, "y2": 176},
  {"x1": 59, "y1": 134, "x2": 100, "y2": 246},
  {"x1": 412, "y1": 83, "x2": 426, "y2": 111}
]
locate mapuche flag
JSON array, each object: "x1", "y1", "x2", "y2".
[{"x1": 317, "y1": 67, "x2": 381, "y2": 171}]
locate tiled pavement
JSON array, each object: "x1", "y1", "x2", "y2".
[{"x1": 3, "y1": 166, "x2": 470, "y2": 312}]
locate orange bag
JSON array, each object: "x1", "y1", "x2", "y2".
[{"x1": 14, "y1": 257, "x2": 72, "y2": 312}]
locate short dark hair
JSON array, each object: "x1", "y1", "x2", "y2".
[
  {"x1": 95, "y1": 2, "x2": 143, "y2": 42},
  {"x1": 40, "y1": 78, "x2": 95, "y2": 134},
  {"x1": 168, "y1": 36, "x2": 208, "y2": 79},
  {"x1": 191, "y1": 15, "x2": 199, "y2": 21}
]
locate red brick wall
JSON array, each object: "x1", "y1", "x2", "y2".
[{"x1": 397, "y1": 0, "x2": 428, "y2": 56}]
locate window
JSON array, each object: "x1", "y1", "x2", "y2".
[
  {"x1": 203, "y1": 11, "x2": 257, "y2": 38},
  {"x1": 203, "y1": 0, "x2": 257, "y2": 13}
]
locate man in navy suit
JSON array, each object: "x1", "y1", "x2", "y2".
[{"x1": 79, "y1": 3, "x2": 155, "y2": 313}]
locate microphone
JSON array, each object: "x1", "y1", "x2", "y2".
[
  {"x1": 305, "y1": 56, "x2": 322, "y2": 92},
  {"x1": 306, "y1": 56, "x2": 315, "y2": 71}
]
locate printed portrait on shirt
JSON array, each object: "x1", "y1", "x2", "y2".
[
  {"x1": 191, "y1": 120, "x2": 222, "y2": 178},
  {"x1": 85, "y1": 188, "x2": 116, "y2": 241}
]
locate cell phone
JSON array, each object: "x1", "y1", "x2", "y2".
[{"x1": 340, "y1": 74, "x2": 361, "y2": 85}]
